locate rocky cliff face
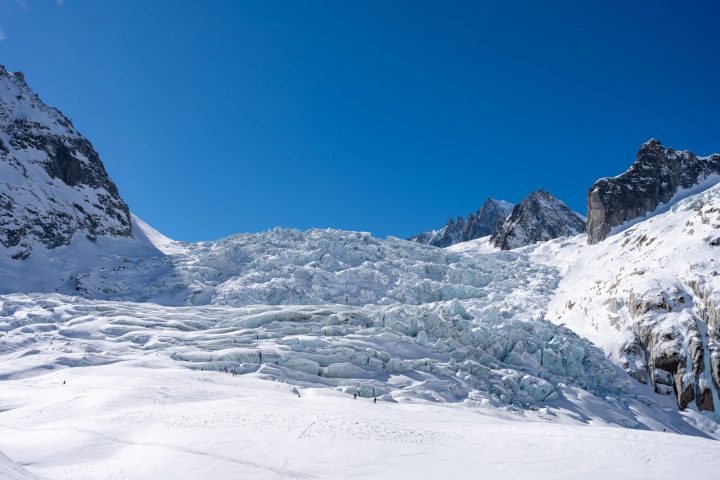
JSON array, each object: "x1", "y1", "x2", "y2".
[
  {"x1": 409, "y1": 198, "x2": 513, "y2": 247},
  {"x1": 587, "y1": 139, "x2": 720, "y2": 244},
  {"x1": 0, "y1": 66, "x2": 132, "y2": 259},
  {"x1": 490, "y1": 189, "x2": 585, "y2": 250}
]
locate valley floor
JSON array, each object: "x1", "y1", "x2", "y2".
[{"x1": 2, "y1": 362, "x2": 720, "y2": 480}]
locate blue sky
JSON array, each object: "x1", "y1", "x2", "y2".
[{"x1": 1, "y1": 1, "x2": 718, "y2": 241}]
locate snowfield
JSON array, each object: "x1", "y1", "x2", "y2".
[
  {"x1": 1, "y1": 363, "x2": 720, "y2": 480},
  {"x1": 3, "y1": 186, "x2": 720, "y2": 477}
]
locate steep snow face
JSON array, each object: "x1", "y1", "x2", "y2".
[
  {"x1": 0, "y1": 67, "x2": 132, "y2": 259},
  {"x1": 490, "y1": 189, "x2": 585, "y2": 250},
  {"x1": 409, "y1": 198, "x2": 513, "y2": 247},
  {"x1": 533, "y1": 182, "x2": 720, "y2": 412},
  {"x1": 587, "y1": 139, "x2": 720, "y2": 244}
]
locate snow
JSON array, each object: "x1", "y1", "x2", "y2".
[
  {"x1": 0, "y1": 450, "x2": 42, "y2": 480},
  {"x1": 1, "y1": 362, "x2": 719, "y2": 480},
  {"x1": 446, "y1": 235, "x2": 498, "y2": 254}
]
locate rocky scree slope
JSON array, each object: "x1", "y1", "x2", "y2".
[
  {"x1": 587, "y1": 139, "x2": 720, "y2": 244},
  {"x1": 0, "y1": 67, "x2": 132, "y2": 260},
  {"x1": 491, "y1": 189, "x2": 586, "y2": 250},
  {"x1": 409, "y1": 198, "x2": 513, "y2": 247}
]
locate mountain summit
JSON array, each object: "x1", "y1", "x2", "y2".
[
  {"x1": 0, "y1": 67, "x2": 132, "y2": 259},
  {"x1": 587, "y1": 139, "x2": 720, "y2": 244},
  {"x1": 490, "y1": 189, "x2": 586, "y2": 250},
  {"x1": 409, "y1": 198, "x2": 513, "y2": 247}
]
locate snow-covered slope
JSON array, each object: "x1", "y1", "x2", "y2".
[
  {"x1": 533, "y1": 183, "x2": 720, "y2": 412},
  {"x1": 409, "y1": 198, "x2": 513, "y2": 247},
  {"x1": 0, "y1": 67, "x2": 132, "y2": 260},
  {"x1": 490, "y1": 189, "x2": 586, "y2": 250}
]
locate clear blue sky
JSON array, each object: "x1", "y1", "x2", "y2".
[{"x1": 1, "y1": 1, "x2": 718, "y2": 241}]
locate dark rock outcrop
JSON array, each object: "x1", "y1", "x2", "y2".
[
  {"x1": 587, "y1": 139, "x2": 720, "y2": 244},
  {"x1": 0, "y1": 66, "x2": 132, "y2": 257},
  {"x1": 490, "y1": 189, "x2": 585, "y2": 250},
  {"x1": 615, "y1": 289, "x2": 718, "y2": 411},
  {"x1": 409, "y1": 198, "x2": 513, "y2": 247}
]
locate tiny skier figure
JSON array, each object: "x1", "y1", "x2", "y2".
[
  {"x1": 373, "y1": 397, "x2": 377, "y2": 404},
  {"x1": 353, "y1": 393, "x2": 357, "y2": 399}
]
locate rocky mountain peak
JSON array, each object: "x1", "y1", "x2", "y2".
[
  {"x1": 409, "y1": 197, "x2": 514, "y2": 247},
  {"x1": 490, "y1": 189, "x2": 585, "y2": 250},
  {"x1": 0, "y1": 67, "x2": 132, "y2": 259},
  {"x1": 587, "y1": 139, "x2": 720, "y2": 244}
]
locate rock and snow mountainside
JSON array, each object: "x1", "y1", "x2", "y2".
[
  {"x1": 0, "y1": 67, "x2": 132, "y2": 260},
  {"x1": 587, "y1": 139, "x2": 720, "y2": 244},
  {"x1": 490, "y1": 189, "x2": 586, "y2": 250},
  {"x1": 409, "y1": 198, "x2": 513, "y2": 247},
  {"x1": 534, "y1": 183, "x2": 720, "y2": 413}
]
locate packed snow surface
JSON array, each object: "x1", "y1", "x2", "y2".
[{"x1": 2, "y1": 363, "x2": 719, "y2": 480}]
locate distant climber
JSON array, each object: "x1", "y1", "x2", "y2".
[{"x1": 373, "y1": 397, "x2": 377, "y2": 404}]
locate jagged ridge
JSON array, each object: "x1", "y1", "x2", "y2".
[
  {"x1": 409, "y1": 198, "x2": 513, "y2": 247},
  {"x1": 587, "y1": 139, "x2": 720, "y2": 244}
]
